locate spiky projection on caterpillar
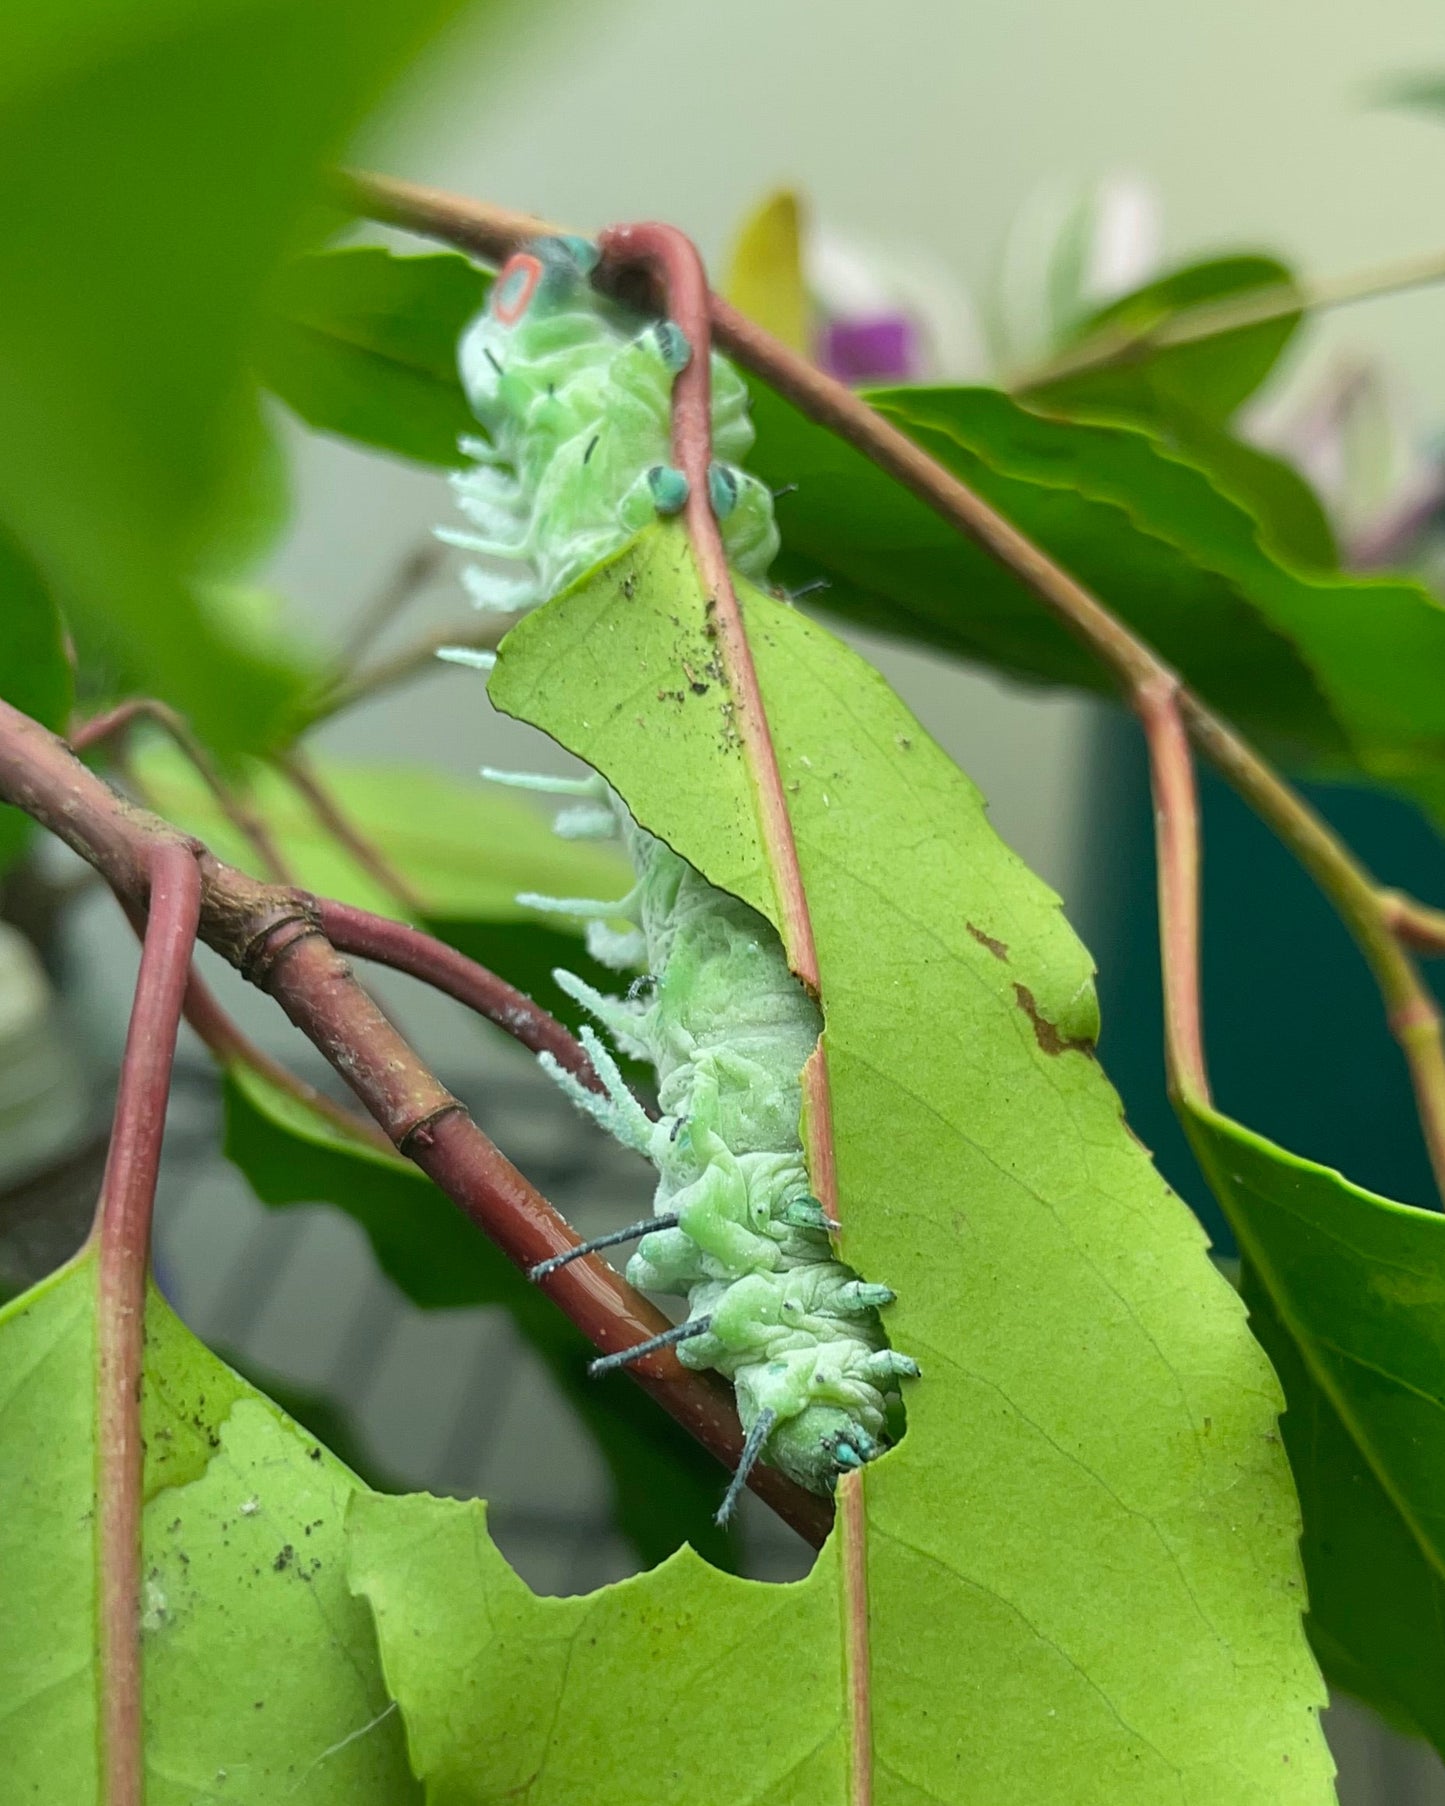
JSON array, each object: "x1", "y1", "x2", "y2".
[{"x1": 448, "y1": 237, "x2": 917, "y2": 1517}]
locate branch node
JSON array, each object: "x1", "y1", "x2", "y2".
[
  {"x1": 238, "y1": 906, "x2": 326, "y2": 988},
  {"x1": 395, "y1": 1099, "x2": 469, "y2": 1157}
]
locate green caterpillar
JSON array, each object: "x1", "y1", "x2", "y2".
[
  {"x1": 450, "y1": 239, "x2": 915, "y2": 1520},
  {"x1": 447, "y1": 235, "x2": 778, "y2": 615}
]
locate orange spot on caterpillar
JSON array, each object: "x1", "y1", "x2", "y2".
[{"x1": 493, "y1": 253, "x2": 544, "y2": 325}]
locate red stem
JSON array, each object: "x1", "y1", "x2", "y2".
[
  {"x1": 94, "y1": 841, "x2": 202, "y2": 1806},
  {"x1": 312, "y1": 896, "x2": 612, "y2": 1103},
  {"x1": 1137, "y1": 679, "x2": 1209, "y2": 1104},
  {"x1": 597, "y1": 223, "x2": 823, "y2": 994}
]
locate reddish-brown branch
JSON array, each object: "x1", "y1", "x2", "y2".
[
  {"x1": 0, "y1": 696, "x2": 829, "y2": 1543},
  {"x1": 94, "y1": 840, "x2": 202, "y2": 1806},
  {"x1": 274, "y1": 750, "x2": 426, "y2": 916},
  {"x1": 1137, "y1": 679, "x2": 1208, "y2": 1105},
  {"x1": 72, "y1": 699, "x2": 295, "y2": 885},
  {"x1": 312, "y1": 896, "x2": 612, "y2": 1102},
  {"x1": 117, "y1": 890, "x2": 394, "y2": 1153},
  {"x1": 598, "y1": 222, "x2": 823, "y2": 993}
]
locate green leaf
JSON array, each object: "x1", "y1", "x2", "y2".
[
  {"x1": 1184, "y1": 1100, "x2": 1445, "y2": 1752},
  {"x1": 0, "y1": 0, "x2": 470, "y2": 755},
  {"x1": 207, "y1": 1340, "x2": 414, "y2": 1497},
  {"x1": 0, "y1": 1252, "x2": 418, "y2": 1800},
  {"x1": 258, "y1": 246, "x2": 491, "y2": 466},
  {"x1": 752, "y1": 380, "x2": 1445, "y2": 789},
  {"x1": 0, "y1": 527, "x2": 72, "y2": 872},
  {"x1": 1136, "y1": 408, "x2": 1337, "y2": 571},
  {"x1": 223, "y1": 1062, "x2": 739, "y2": 1573},
  {"x1": 1025, "y1": 255, "x2": 1301, "y2": 423},
  {"x1": 348, "y1": 523, "x2": 1333, "y2": 1802}
]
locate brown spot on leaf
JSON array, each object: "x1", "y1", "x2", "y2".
[
  {"x1": 1013, "y1": 983, "x2": 1093, "y2": 1057},
  {"x1": 967, "y1": 923, "x2": 1008, "y2": 961}
]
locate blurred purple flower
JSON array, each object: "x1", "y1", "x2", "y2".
[{"x1": 818, "y1": 315, "x2": 919, "y2": 385}]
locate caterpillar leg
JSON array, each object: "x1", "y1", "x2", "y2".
[
  {"x1": 527, "y1": 1211, "x2": 681, "y2": 1283},
  {"x1": 587, "y1": 1314, "x2": 714, "y2": 1377},
  {"x1": 436, "y1": 524, "x2": 533, "y2": 562},
  {"x1": 459, "y1": 565, "x2": 541, "y2": 614},
  {"x1": 551, "y1": 967, "x2": 651, "y2": 1060},
  {"x1": 714, "y1": 1406, "x2": 776, "y2": 1527},
  {"x1": 671, "y1": 1155, "x2": 779, "y2": 1277},
  {"x1": 537, "y1": 1027, "x2": 654, "y2": 1155},
  {"x1": 479, "y1": 767, "x2": 609, "y2": 799}
]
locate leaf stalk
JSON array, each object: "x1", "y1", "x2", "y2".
[{"x1": 94, "y1": 840, "x2": 202, "y2": 1806}]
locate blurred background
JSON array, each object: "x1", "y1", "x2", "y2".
[{"x1": 7, "y1": 0, "x2": 1445, "y2": 1795}]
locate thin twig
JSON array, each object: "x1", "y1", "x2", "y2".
[
  {"x1": 334, "y1": 168, "x2": 1445, "y2": 1201},
  {"x1": 308, "y1": 620, "x2": 515, "y2": 723},
  {"x1": 341, "y1": 540, "x2": 449, "y2": 669},
  {"x1": 1137, "y1": 679, "x2": 1208, "y2": 1105},
  {"x1": 1179, "y1": 696, "x2": 1445, "y2": 1191},
  {"x1": 72, "y1": 699, "x2": 295, "y2": 885},
  {"x1": 94, "y1": 840, "x2": 202, "y2": 1806},
  {"x1": 312, "y1": 896, "x2": 614, "y2": 1102},
  {"x1": 274, "y1": 749, "x2": 426, "y2": 916},
  {"x1": 0, "y1": 696, "x2": 830, "y2": 1543}
]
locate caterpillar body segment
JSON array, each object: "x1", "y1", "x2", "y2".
[
  {"x1": 451, "y1": 236, "x2": 780, "y2": 613},
  {"x1": 505, "y1": 777, "x2": 914, "y2": 1508}
]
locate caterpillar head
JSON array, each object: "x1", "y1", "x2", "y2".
[
  {"x1": 459, "y1": 235, "x2": 605, "y2": 425},
  {"x1": 493, "y1": 237, "x2": 600, "y2": 323}
]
